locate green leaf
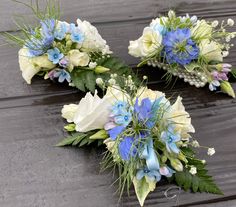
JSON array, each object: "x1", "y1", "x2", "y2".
[
  {"x1": 133, "y1": 176, "x2": 156, "y2": 207},
  {"x1": 174, "y1": 158, "x2": 223, "y2": 195},
  {"x1": 56, "y1": 136, "x2": 77, "y2": 147}
]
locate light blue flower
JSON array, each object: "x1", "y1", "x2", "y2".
[
  {"x1": 159, "y1": 166, "x2": 175, "y2": 178},
  {"x1": 54, "y1": 22, "x2": 68, "y2": 40},
  {"x1": 160, "y1": 127, "x2": 181, "y2": 154},
  {"x1": 53, "y1": 69, "x2": 71, "y2": 83},
  {"x1": 114, "y1": 111, "x2": 132, "y2": 126},
  {"x1": 153, "y1": 24, "x2": 167, "y2": 35},
  {"x1": 47, "y1": 47, "x2": 64, "y2": 64},
  {"x1": 209, "y1": 80, "x2": 220, "y2": 91},
  {"x1": 111, "y1": 101, "x2": 128, "y2": 115},
  {"x1": 70, "y1": 23, "x2": 84, "y2": 43},
  {"x1": 136, "y1": 167, "x2": 161, "y2": 182}
]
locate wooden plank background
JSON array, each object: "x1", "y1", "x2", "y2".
[{"x1": 0, "y1": 0, "x2": 236, "y2": 206}]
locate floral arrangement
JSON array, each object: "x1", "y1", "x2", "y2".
[
  {"x1": 58, "y1": 84, "x2": 222, "y2": 206},
  {"x1": 128, "y1": 10, "x2": 236, "y2": 97},
  {"x1": 6, "y1": 1, "x2": 133, "y2": 92}
]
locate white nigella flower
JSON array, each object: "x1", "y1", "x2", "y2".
[
  {"x1": 227, "y1": 18, "x2": 234, "y2": 26},
  {"x1": 207, "y1": 148, "x2": 216, "y2": 156},
  {"x1": 189, "y1": 166, "x2": 197, "y2": 175}
]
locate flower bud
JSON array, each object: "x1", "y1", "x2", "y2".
[
  {"x1": 89, "y1": 129, "x2": 108, "y2": 140},
  {"x1": 168, "y1": 10, "x2": 176, "y2": 19},
  {"x1": 161, "y1": 155, "x2": 167, "y2": 163},
  {"x1": 64, "y1": 123, "x2": 76, "y2": 132},
  {"x1": 220, "y1": 81, "x2": 235, "y2": 98},
  {"x1": 95, "y1": 66, "x2": 110, "y2": 74},
  {"x1": 66, "y1": 40, "x2": 73, "y2": 49},
  {"x1": 170, "y1": 158, "x2": 183, "y2": 172}
]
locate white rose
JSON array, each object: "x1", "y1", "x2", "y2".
[
  {"x1": 128, "y1": 39, "x2": 143, "y2": 58},
  {"x1": 136, "y1": 87, "x2": 166, "y2": 102},
  {"x1": 139, "y1": 27, "x2": 162, "y2": 57},
  {"x1": 164, "y1": 96, "x2": 195, "y2": 139},
  {"x1": 18, "y1": 48, "x2": 55, "y2": 84},
  {"x1": 67, "y1": 49, "x2": 90, "y2": 68},
  {"x1": 61, "y1": 104, "x2": 79, "y2": 123},
  {"x1": 76, "y1": 19, "x2": 112, "y2": 54},
  {"x1": 191, "y1": 20, "x2": 212, "y2": 39},
  {"x1": 73, "y1": 87, "x2": 126, "y2": 132},
  {"x1": 199, "y1": 39, "x2": 223, "y2": 62}
]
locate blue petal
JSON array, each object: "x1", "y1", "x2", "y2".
[
  {"x1": 169, "y1": 143, "x2": 180, "y2": 154},
  {"x1": 119, "y1": 136, "x2": 136, "y2": 160},
  {"x1": 108, "y1": 126, "x2": 125, "y2": 140},
  {"x1": 136, "y1": 169, "x2": 145, "y2": 180}
]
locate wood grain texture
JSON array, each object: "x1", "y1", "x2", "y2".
[{"x1": 0, "y1": 0, "x2": 236, "y2": 206}]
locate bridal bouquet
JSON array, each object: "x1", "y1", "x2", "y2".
[
  {"x1": 58, "y1": 85, "x2": 222, "y2": 206},
  {"x1": 6, "y1": 1, "x2": 132, "y2": 92},
  {"x1": 129, "y1": 10, "x2": 236, "y2": 97}
]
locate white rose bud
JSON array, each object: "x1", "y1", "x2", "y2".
[
  {"x1": 207, "y1": 148, "x2": 215, "y2": 156},
  {"x1": 61, "y1": 104, "x2": 79, "y2": 123},
  {"x1": 211, "y1": 20, "x2": 219, "y2": 27},
  {"x1": 189, "y1": 166, "x2": 197, "y2": 175},
  {"x1": 227, "y1": 18, "x2": 234, "y2": 26}
]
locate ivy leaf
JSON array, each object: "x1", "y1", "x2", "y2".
[
  {"x1": 174, "y1": 158, "x2": 223, "y2": 195},
  {"x1": 133, "y1": 176, "x2": 156, "y2": 207}
]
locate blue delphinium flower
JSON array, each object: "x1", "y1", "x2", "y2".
[
  {"x1": 136, "y1": 167, "x2": 161, "y2": 182},
  {"x1": 53, "y1": 69, "x2": 71, "y2": 83},
  {"x1": 70, "y1": 23, "x2": 84, "y2": 43},
  {"x1": 163, "y1": 28, "x2": 199, "y2": 65},
  {"x1": 54, "y1": 22, "x2": 68, "y2": 40},
  {"x1": 160, "y1": 127, "x2": 180, "y2": 153},
  {"x1": 47, "y1": 47, "x2": 64, "y2": 64}
]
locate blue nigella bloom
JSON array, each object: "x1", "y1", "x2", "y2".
[
  {"x1": 160, "y1": 127, "x2": 181, "y2": 154},
  {"x1": 134, "y1": 97, "x2": 163, "y2": 129},
  {"x1": 70, "y1": 23, "x2": 84, "y2": 43},
  {"x1": 163, "y1": 28, "x2": 199, "y2": 65},
  {"x1": 108, "y1": 125, "x2": 126, "y2": 140},
  {"x1": 25, "y1": 19, "x2": 55, "y2": 57},
  {"x1": 47, "y1": 47, "x2": 64, "y2": 64},
  {"x1": 119, "y1": 136, "x2": 137, "y2": 160},
  {"x1": 136, "y1": 167, "x2": 161, "y2": 182},
  {"x1": 53, "y1": 69, "x2": 71, "y2": 83},
  {"x1": 54, "y1": 22, "x2": 68, "y2": 40}
]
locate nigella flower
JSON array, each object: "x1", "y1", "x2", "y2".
[
  {"x1": 163, "y1": 28, "x2": 199, "y2": 65},
  {"x1": 25, "y1": 19, "x2": 55, "y2": 57},
  {"x1": 134, "y1": 97, "x2": 163, "y2": 129},
  {"x1": 47, "y1": 48, "x2": 64, "y2": 64},
  {"x1": 119, "y1": 136, "x2": 137, "y2": 160},
  {"x1": 70, "y1": 23, "x2": 84, "y2": 43},
  {"x1": 160, "y1": 127, "x2": 180, "y2": 154},
  {"x1": 52, "y1": 69, "x2": 71, "y2": 83},
  {"x1": 136, "y1": 167, "x2": 161, "y2": 182}
]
